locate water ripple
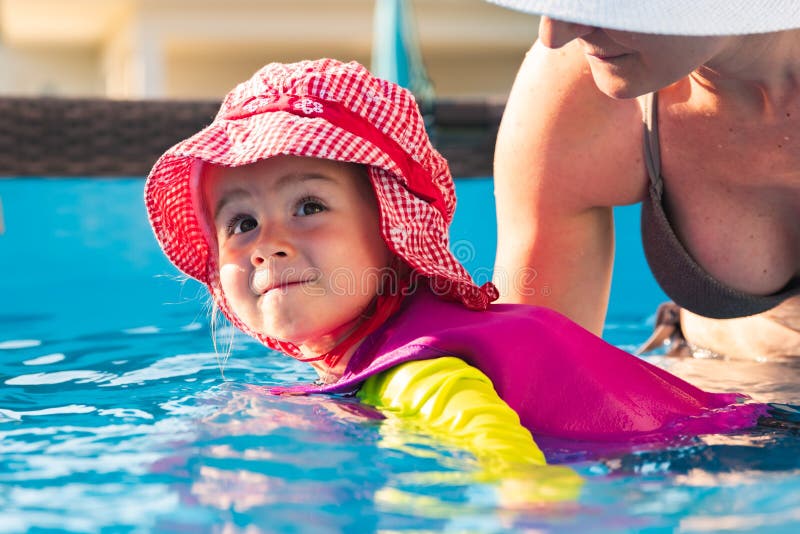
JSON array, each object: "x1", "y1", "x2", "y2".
[
  {"x1": 0, "y1": 404, "x2": 96, "y2": 421},
  {"x1": 97, "y1": 408, "x2": 154, "y2": 420},
  {"x1": 0, "y1": 339, "x2": 41, "y2": 350},
  {"x1": 104, "y1": 352, "x2": 217, "y2": 386},
  {"x1": 5, "y1": 370, "x2": 116, "y2": 386},
  {"x1": 22, "y1": 353, "x2": 66, "y2": 366}
]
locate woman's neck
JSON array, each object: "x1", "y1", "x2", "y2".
[{"x1": 693, "y1": 29, "x2": 800, "y2": 112}]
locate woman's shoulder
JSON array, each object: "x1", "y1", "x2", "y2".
[
  {"x1": 522, "y1": 40, "x2": 642, "y2": 126},
  {"x1": 498, "y1": 40, "x2": 648, "y2": 207}
]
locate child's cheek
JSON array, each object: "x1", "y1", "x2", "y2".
[{"x1": 219, "y1": 262, "x2": 251, "y2": 312}]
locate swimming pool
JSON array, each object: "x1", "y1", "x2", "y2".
[{"x1": 1, "y1": 177, "x2": 799, "y2": 532}]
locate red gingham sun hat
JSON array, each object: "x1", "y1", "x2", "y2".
[{"x1": 145, "y1": 58, "x2": 498, "y2": 355}]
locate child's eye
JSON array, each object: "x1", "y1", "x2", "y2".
[
  {"x1": 226, "y1": 214, "x2": 258, "y2": 235},
  {"x1": 295, "y1": 197, "x2": 326, "y2": 217}
]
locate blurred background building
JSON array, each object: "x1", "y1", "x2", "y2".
[{"x1": 0, "y1": 0, "x2": 540, "y2": 100}]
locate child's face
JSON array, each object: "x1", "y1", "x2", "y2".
[{"x1": 203, "y1": 155, "x2": 392, "y2": 356}]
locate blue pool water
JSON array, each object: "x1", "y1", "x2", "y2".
[{"x1": 1, "y1": 178, "x2": 799, "y2": 532}]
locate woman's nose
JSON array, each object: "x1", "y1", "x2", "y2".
[{"x1": 538, "y1": 16, "x2": 594, "y2": 48}]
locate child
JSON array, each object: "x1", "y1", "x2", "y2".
[{"x1": 145, "y1": 59, "x2": 765, "y2": 469}]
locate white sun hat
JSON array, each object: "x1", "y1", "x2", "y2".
[{"x1": 488, "y1": 0, "x2": 800, "y2": 36}]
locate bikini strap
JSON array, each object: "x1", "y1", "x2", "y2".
[{"x1": 642, "y1": 91, "x2": 663, "y2": 198}]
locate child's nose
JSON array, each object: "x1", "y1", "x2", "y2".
[
  {"x1": 250, "y1": 230, "x2": 293, "y2": 267},
  {"x1": 251, "y1": 249, "x2": 288, "y2": 266},
  {"x1": 538, "y1": 16, "x2": 594, "y2": 48}
]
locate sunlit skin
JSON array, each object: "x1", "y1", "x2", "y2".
[
  {"x1": 537, "y1": 17, "x2": 736, "y2": 99},
  {"x1": 203, "y1": 156, "x2": 392, "y2": 379},
  {"x1": 536, "y1": 16, "x2": 800, "y2": 101},
  {"x1": 493, "y1": 17, "x2": 800, "y2": 358}
]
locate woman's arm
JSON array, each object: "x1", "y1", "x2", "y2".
[{"x1": 493, "y1": 41, "x2": 646, "y2": 334}]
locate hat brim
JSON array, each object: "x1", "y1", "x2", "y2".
[
  {"x1": 145, "y1": 111, "x2": 492, "y2": 354},
  {"x1": 489, "y1": 0, "x2": 800, "y2": 35},
  {"x1": 146, "y1": 111, "x2": 399, "y2": 282}
]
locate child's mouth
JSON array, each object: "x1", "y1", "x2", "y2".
[
  {"x1": 264, "y1": 281, "x2": 303, "y2": 294},
  {"x1": 251, "y1": 269, "x2": 317, "y2": 296}
]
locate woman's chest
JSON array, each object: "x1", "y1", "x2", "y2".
[{"x1": 656, "y1": 112, "x2": 800, "y2": 294}]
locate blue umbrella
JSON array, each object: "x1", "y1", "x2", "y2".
[{"x1": 371, "y1": 0, "x2": 435, "y2": 104}]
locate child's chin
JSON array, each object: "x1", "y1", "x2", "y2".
[{"x1": 263, "y1": 328, "x2": 328, "y2": 353}]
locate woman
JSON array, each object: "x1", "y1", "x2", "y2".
[{"x1": 489, "y1": 0, "x2": 800, "y2": 359}]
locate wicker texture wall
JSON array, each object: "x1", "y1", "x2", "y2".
[{"x1": 0, "y1": 97, "x2": 502, "y2": 178}]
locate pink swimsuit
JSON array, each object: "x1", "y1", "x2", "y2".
[{"x1": 271, "y1": 289, "x2": 766, "y2": 442}]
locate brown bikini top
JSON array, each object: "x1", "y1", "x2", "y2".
[{"x1": 640, "y1": 91, "x2": 800, "y2": 319}]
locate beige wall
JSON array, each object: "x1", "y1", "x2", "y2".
[
  {"x1": 424, "y1": 48, "x2": 532, "y2": 97},
  {"x1": 0, "y1": 45, "x2": 104, "y2": 97},
  {"x1": 164, "y1": 48, "x2": 373, "y2": 100},
  {"x1": 0, "y1": 0, "x2": 539, "y2": 100}
]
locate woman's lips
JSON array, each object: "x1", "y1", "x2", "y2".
[
  {"x1": 580, "y1": 39, "x2": 630, "y2": 61},
  {"x1": 586, "y1": 51, "x2": 628, "y2": 60}
]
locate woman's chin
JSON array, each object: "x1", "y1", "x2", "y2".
[
  {"x1": 596, "y1": 81, "x2": 643, "y2": 100},
  {"x1": 589, "y1": 69, "x2": 648, "y2": 100}
]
